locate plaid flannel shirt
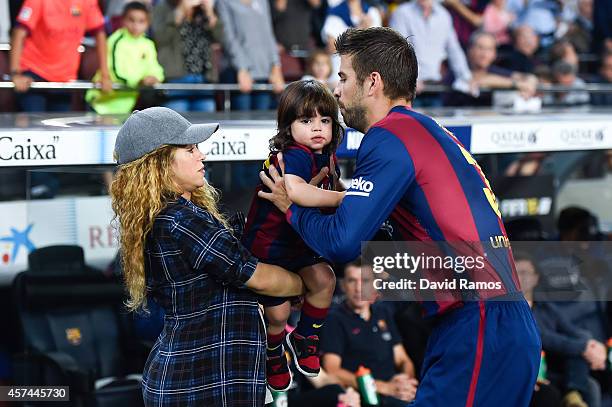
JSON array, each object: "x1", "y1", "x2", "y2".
[{"x1": 141, "y1": 197, "x2": 266, "y2": 406}]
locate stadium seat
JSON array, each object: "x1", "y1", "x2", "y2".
[
  {"x1": 280, "y1": 50, "x2": 305, "y2": 82},
  {"x1": 12, "y1": 246, "x2": 145, "y2": 407},
  {"x1": 28, "y1": 245, "x2": 87, "y2": 273}
]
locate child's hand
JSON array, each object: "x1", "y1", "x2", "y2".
[
  {"x1": 98, "y1": 75, "x2": 113, "y2": 93},
  {"x1": 276, "y1": 152, "x2": 329, "y2": 186},
  {"x1": 141, "y1": 76, "x2": 159, "y2": 86}
]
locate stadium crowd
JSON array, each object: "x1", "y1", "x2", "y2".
[{"x1": 0, "y1": 0, "x2": 611, "y2": 113}]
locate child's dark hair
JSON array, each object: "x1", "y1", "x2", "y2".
[
  {"x1": 270, "y1": 80, "x2": 343, "y2": 154},
  {"x1": 123, "y1": 1, "x2": 149, "y2": 17}
]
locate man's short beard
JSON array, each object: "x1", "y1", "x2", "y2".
[{"x1": 342, "y1": 103, "x2": 368, "y2": 133}]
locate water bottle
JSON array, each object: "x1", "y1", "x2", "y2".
[
  {"x1": 356, "y1": 365, "x2": 379, "y2": 406},
  {"x1": 607, "y1": 338, "x2": 612, "y2": 370},
  {"x1": 271, "y1": 390, "x2": 288, "y2": 407},
  {"x1": 537, "y1": 351, "x2": 547, "y2": 381}
]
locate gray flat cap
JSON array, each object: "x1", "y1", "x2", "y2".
[{"x1": 114, "y1": 107, "x2": 219, "y2": 164}]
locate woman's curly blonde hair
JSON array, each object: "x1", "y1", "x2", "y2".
[{"x1": 110, "y1": 145, "x2": 226, "y2": 313}]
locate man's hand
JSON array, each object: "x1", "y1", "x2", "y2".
[
  {"x1": 238, "y1": 69, "x2": 253, "y2": 93},
  {"x1": 390, "y1": 373, "x2": 418, "y2": 402},
  {"x1": 12, "y1": 73, "x2": 32, "y2": 93},
  {"x1": 515, "y1": 74, "x2": 538, "y2": 99},
  {"x1": 258, "y1": 152, "x2": 329, "y2": 213},
  {"x1": 375, "y1": 374, "x2": 417, "y2": 402},
  {"x1": 337, "y1": 386, "x2": 360, "y2": 407},
  {"x1": 583, "y1": 339, "x2": 607, "y2": 370},
  {"x1": 258, "y1": 158, "x2": 291, "y2": 213},
  {"x1": 269, "y1": 65, "x2": 285, "y2": 94}
]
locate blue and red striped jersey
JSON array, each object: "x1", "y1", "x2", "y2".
[
  {"x1": 242, "y1": 144, "x2": 340, "y2": 266},
  {"x1": 286, "y1": 106, "x2": 521, "y2": 316}
]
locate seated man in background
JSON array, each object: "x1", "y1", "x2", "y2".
[
  {"x1": 320, "y1": 259, "x2": 418, "y2": 406},
  {"x1": 499, "y1": 24, "x2": 541, "y2": 74},
  {"x1": 543, "y1": 60, "x2": 590, "y2": 106},
  {"x1": 516, "y1": 251, "x2": 605, "y2": 407},
  {"x1": 445, "y1": 30, "x2": 538, "y2": 107},
  {"x1": 591, "y1": 51, "x2": 612, "y2": 106}
]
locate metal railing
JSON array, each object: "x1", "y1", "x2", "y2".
[{"x1": 0, "y1": 80, "x2": 611, "y2": 111}]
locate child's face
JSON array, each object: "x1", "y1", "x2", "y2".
[
  {"x1": 312, "y1": 55, "x2": 331, "y2": 81},
  {"x1": 290, "y1": 111, "x2": 333, "y2": 153},
  {"x1": 124, "y1": 9, "x2": 149, "y2": 37}
]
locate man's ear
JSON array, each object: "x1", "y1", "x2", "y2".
[{"x1": 367, "y1": 72, "x2": 383, "y2": 96}]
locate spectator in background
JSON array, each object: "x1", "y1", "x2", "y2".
[
  {"x1": 320, "y1": 0, "x2": 381, "y2": 89},
  {"x1": 592, "y1": 0, "x2": 612, "y2": 53},
  {"x1": 591, "y1": 51, "x2": 612, "y2": 106},
  {"x1": 301, "y1": 48, "x2": 333, "y2": 87},
  {"x1": 390, "y1": 0, "x2": 473, "y2": 107},
  {"x1": 271, "y1": 0, "x2": 321, "y2": 52},
  {"x1": 217, "y1": 0, "x2": 285, "y2": 110},
  {"x1": 549, "y1": 39, "x2": 579, "y2": 70},
  {"x1": 86, "y1": 2, "x2": 164, "y2": 114},
  {"x1": 543, "y1": 60, "x2": 590, "y2": 106},
  {"x1": 507, "y1": 0, "x2": 562, "y2": 49},
  {"x1": 321, "y1": 260, "x2": 418, "y2": 406},
  {"x1": 500, "y1": 25, "x2": 540, "y2": 73},
  {"x1": 482, "y1": 0, "x2": 515, "y2": 47},
  {"x1": 321, "y1": 0, "x2": 381, "y2": 50},
  {"x1": 442, "y1": 0, "x2": 486, "y2": 49},
  {"x1": 561, "y1": 0, "x2": 593, "y2": 54},
  {"x1": 516, "y1": 252, "x2": 604, "y2": 407},
  {"x1": 104, "y1": 0, "x2": 154, "y2": 32},
  {"x1": 446, "y1": 31, "x2": 538, "y2": 106},
  {"x1": 153, "y1": 0, "x2": 220, "y2": 112},
  {"x1": 10, "y1": 0, "x2": 112, "y2": 112}
]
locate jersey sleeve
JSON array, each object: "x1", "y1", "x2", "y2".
[
  {"x1": 286, "y1": 127, "x2": 416, "y2": 263},
  {"x1": 282, "y1": 148, "x2": 314, "y2": 181},
  {"x1": 16, "y1": 0, "x2": 42, "y2": 31}
]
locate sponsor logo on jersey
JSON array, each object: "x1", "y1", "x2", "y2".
[{"x1": 346, "y1": 177, "x2": 374, "y2": 197}]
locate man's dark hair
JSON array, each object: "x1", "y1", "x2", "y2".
[
  {"x1": 344, "y1": 257, "x2": 362, "y2": 270},
  {"x1": 557, "y1": 206, "x2": 598, "y2": 240},
  {"x1": 334, "y1": 27, "x2": 417, "y2": 102},
  {"x1": 123, "y1": 1, "x2": 149, "y2": 16},
  {"x1": 468, "y1": 30, "x2": 496, "y2": 49},
  {"x1": 512, "y1": 250, "x2": 536, "y2": 266}
]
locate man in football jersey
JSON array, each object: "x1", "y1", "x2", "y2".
[{"x1": 260, "y1": 26, "x2": 541, "y2": 406}]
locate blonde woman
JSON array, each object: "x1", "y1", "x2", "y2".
[{"x1": 110, "y1": 107, "x2": 305, "y2": 406}]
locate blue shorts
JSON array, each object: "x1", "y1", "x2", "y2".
[
  {"x1": 411, "y1": 295, "x2": 541, "y2": 407},
  {"x1": 258, "y1": 254, "x2": 328, "y2": 307}
]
